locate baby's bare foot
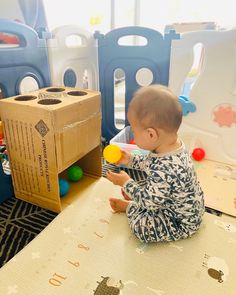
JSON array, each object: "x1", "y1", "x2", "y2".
[{"x1": 109, "y1": 198, "x2": 130, "y2": 213}]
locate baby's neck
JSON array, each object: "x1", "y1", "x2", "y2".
[{"x1": 154, "y1": 136, "x2": 181, "y2": 154}]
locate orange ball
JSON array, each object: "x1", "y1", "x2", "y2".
[{"x1": 103, "y1": 144, "x2": 122, "y2": 164}]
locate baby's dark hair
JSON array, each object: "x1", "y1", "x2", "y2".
[{"x1": 129, "y1": 84, "x2": 182, "y2": 133}]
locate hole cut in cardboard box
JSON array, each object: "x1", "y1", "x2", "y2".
[{"x1": 0, "y1": 87, "x2": 102, "y2": 213}]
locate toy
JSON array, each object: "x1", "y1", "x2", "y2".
[
  {"x1": 192, "y1": 147, "x2": 205, "y2": 161},
  {"x1": 132, "y1": 149, "x2": 142, "y2": 155},
  {"x1": 0, "y1": 135, "x2": 4, "y2": 145},
  {"x1": 103, "y1": 144, "x2": 122, "y2": 164},
  {"x1": 0, "y1": 32, "x2": 19, "y2": 44},
  {"x1": 59, "y1": 178, "x2": 70, "y2": 197},
  {"x1": 178, "y1": 95, "x2": 196, "y2": 116},
  {"x1": 128, "y1": 139, "x2": 135, "y2": 144},
  {"x1": 67, "y1": 165, "x2": 83, "y2": 182},
  {"x1": 0, "y1": 149, "x2": 8, "y2": 161},
  {"x1": 0, "y1": 121, "x2": 4, "y2": 145}
]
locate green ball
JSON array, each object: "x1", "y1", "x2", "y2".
[{"x1": 67, "y1": 165, "x2": 83, "y2": 182}]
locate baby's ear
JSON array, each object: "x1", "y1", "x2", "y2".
[{"x1": 147, "y1": 127, "x2": 158, "y2": 140}]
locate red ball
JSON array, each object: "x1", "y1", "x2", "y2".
[
  {"x1": 128, "y1": 139, "x2": 135, "y2": 144},
  {"x1": 192, "y1": 148, "x2": 205, "y2": 161}
]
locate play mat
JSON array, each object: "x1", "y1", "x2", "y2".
[{"x1": 0, "y1": 176, "x2": 235, "y2": 295}]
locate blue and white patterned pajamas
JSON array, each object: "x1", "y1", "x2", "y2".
[{"x1": 123, "y1": 144, "x2": 205, "y2": 243}]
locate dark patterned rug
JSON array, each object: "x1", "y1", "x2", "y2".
[
  {"x1": 0, "y1": 163, "x2": 221, "y2": 268},
  {"x1": 0, "y1": 197, "x2": 57, "y2": 267}
]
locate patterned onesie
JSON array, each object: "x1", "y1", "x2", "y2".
[{"x1": 123, "y1": 143, "x2": 205, "y2": 243}]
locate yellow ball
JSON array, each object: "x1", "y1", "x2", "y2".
[{"x1": 103, "y1": 144, "x2": 122, "y2": 164}]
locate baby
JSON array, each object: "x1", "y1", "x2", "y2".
[{"x1": 106, "y1": 84, "x2": 205, "y2": 243}]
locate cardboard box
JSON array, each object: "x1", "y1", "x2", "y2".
[{"x1": 0, "y1": 87, "x2": 102, "y2": 212}]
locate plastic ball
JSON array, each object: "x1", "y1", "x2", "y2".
[
  {"x1": 103, "y1": 144, "x2": 122, "y2": 164},
  {"x1": 67, "y1": 165, "x2": 83, "y2": 182},
  {"x1": 128, "y1": 139, "x2": 135, "y2": 144},
  {"x1": 132, "y1": 149, "x2": 142, "y2": 155},
  {"x1": 59, "y1": 178, "x2": 70, "y2": 197},
  {"x1": 192, "y1": 148, "x2": 205, "y2": 161}
]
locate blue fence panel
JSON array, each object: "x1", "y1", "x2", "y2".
[
  {"x1": 95, "y1": 26, "x2": 179, "y2": 141},
  {"x1": 0, "y1": 18, "x2": 51, "y2": 98}
]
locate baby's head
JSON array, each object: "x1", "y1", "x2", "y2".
[{"x1": 127, "y1": 84, "x2": 182, "y2": 151}]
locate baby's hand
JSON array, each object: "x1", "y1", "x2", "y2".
[
  {"x1": 106, "y1": 170, "x2": 130, "y2": 187},
  {"x1": 116, "y1": 150, "x2": 131, "y2": 165}
]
